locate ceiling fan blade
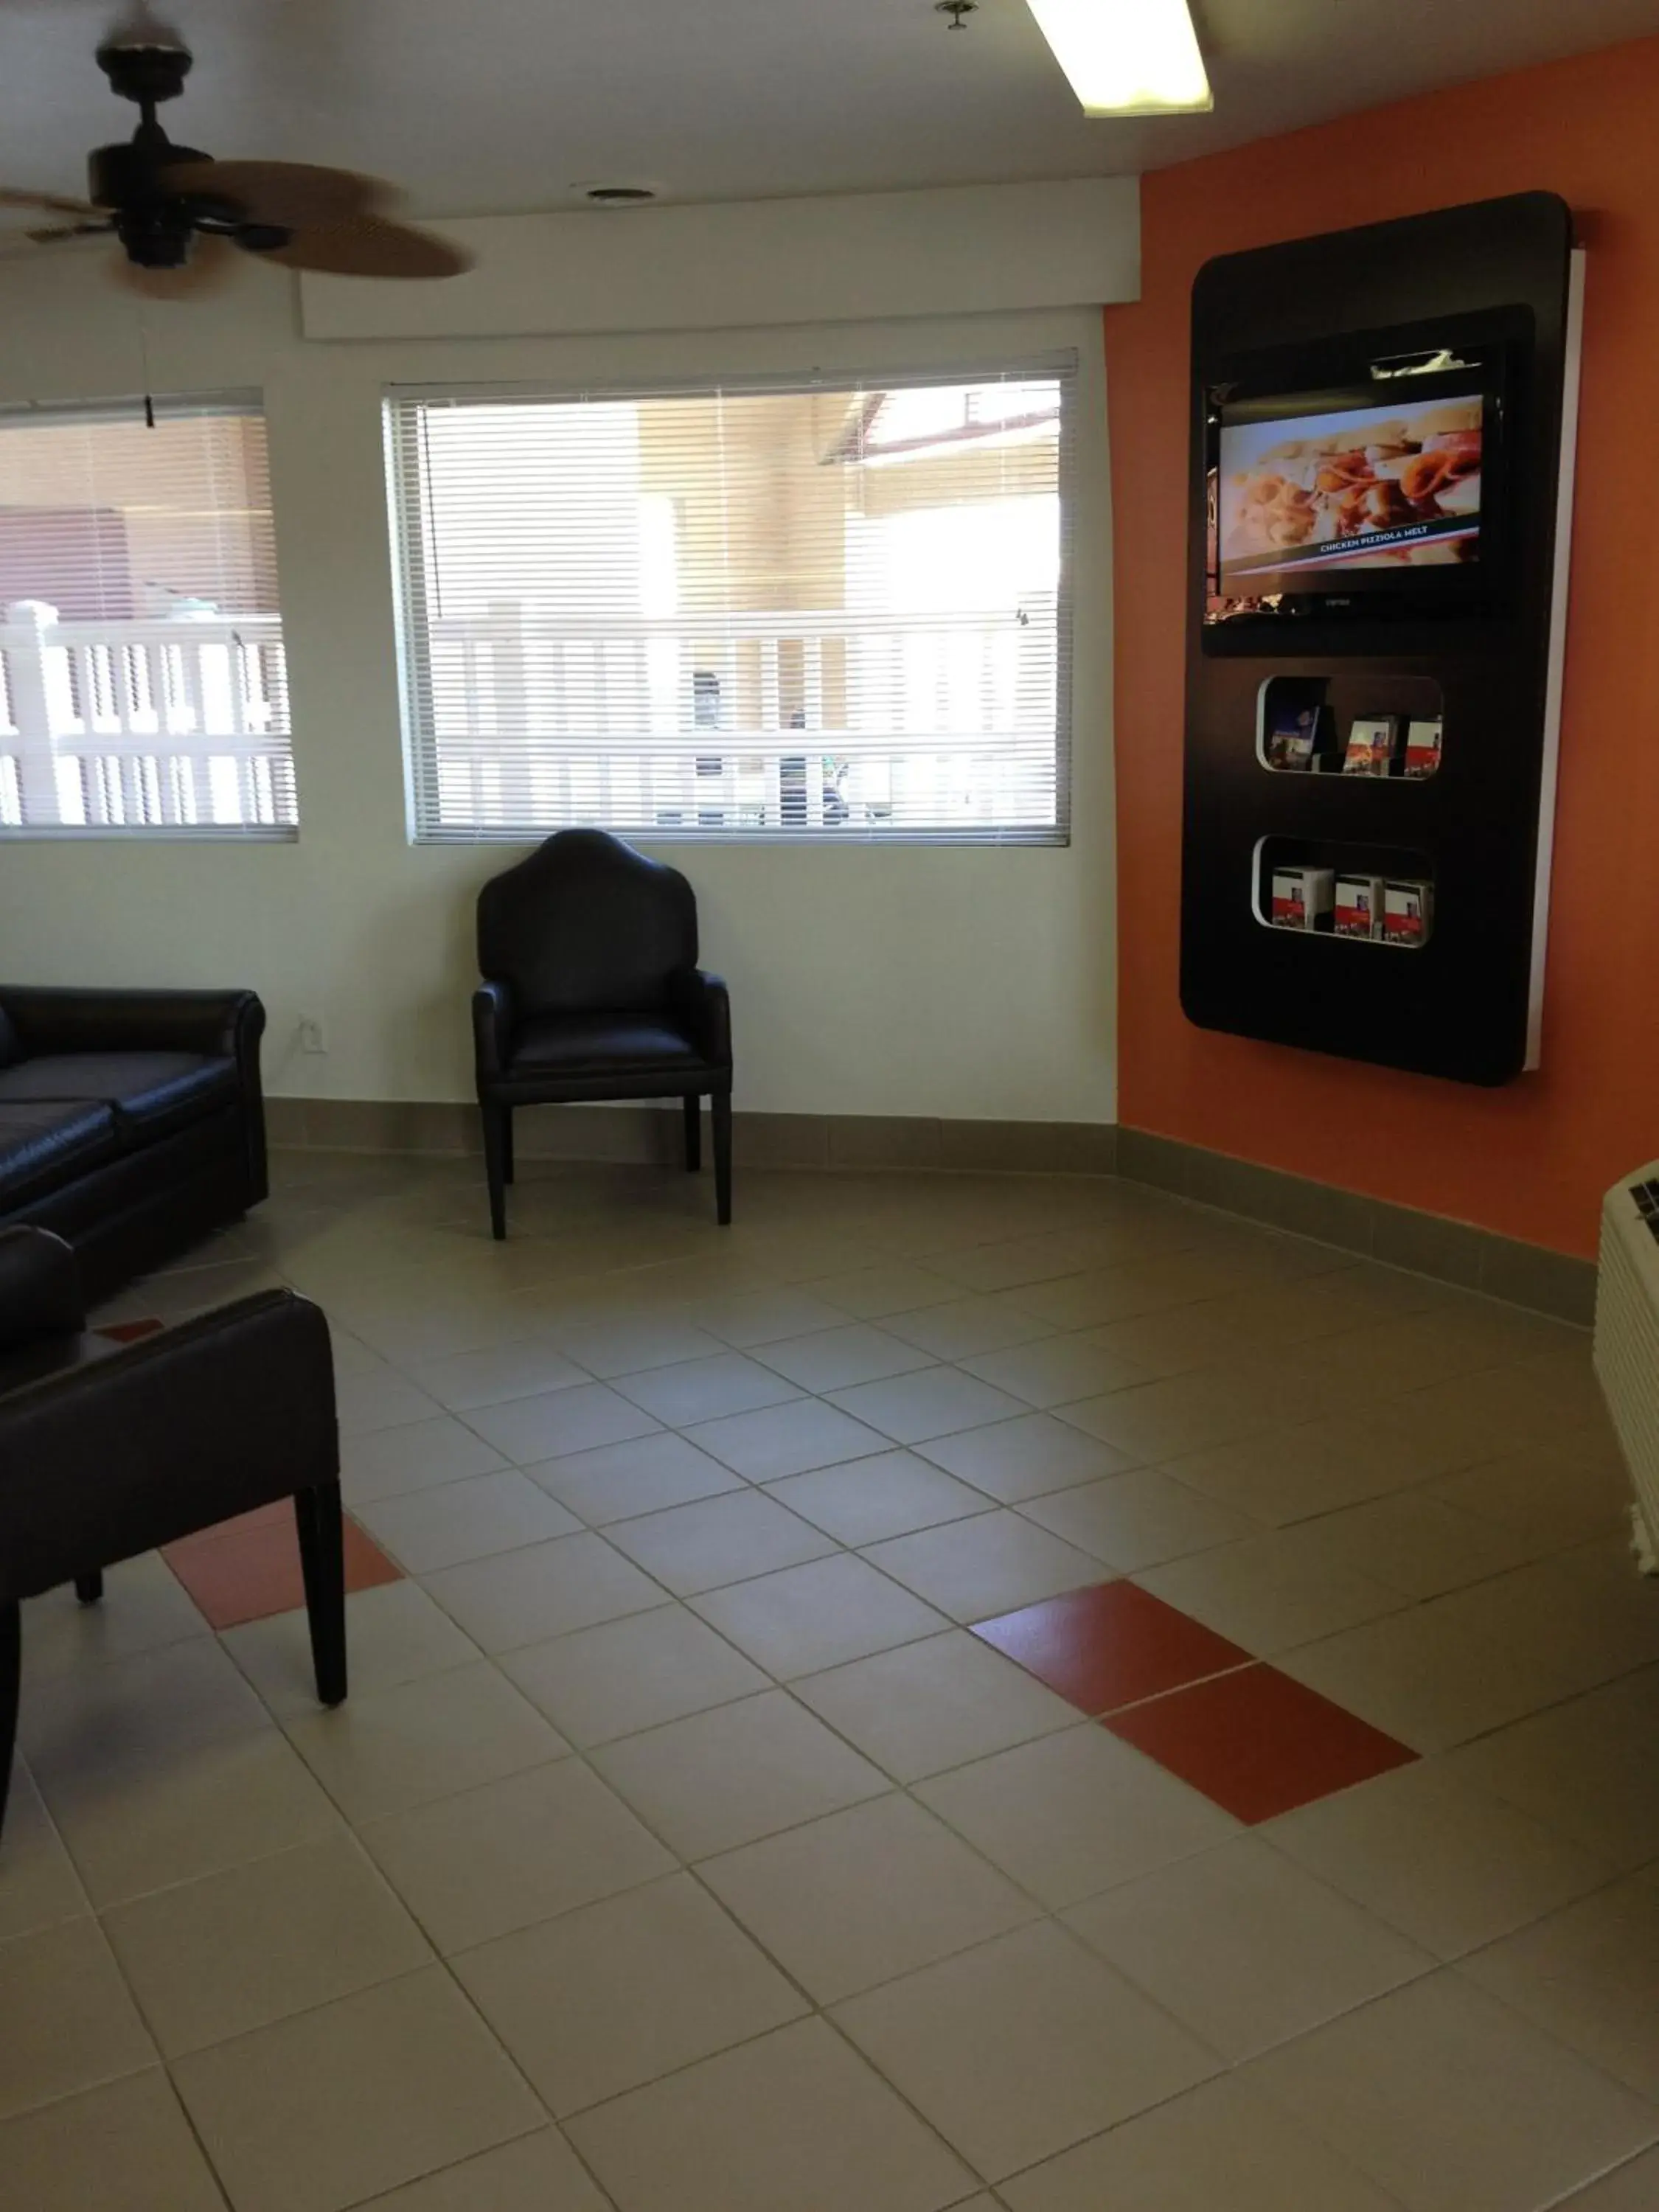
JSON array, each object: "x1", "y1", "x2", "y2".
[
  {"x1": 26, "y1": 222, "x2": 116, "y2": 244},
  {"x1": 0, "y1": 186, "x2": 102, "y2": 218},
  {"x1": 253, "y1": 215, "x2": 471, "y2": 280},
  {"x1": 108, "y1": 232, "x2": 235, "y2": 300},
  {"x1": 160, "y1": 159, "x2": 384, "y2": 228}
]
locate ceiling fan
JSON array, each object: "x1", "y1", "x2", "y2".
[{"x1": 0, "y1": 28, "x2": 472, "y2": 293}]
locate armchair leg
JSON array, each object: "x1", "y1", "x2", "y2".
[
  {"x1": 294, "y1": 1482, "x2": 348, "y2": 1708},
  {"x1": 712, "y1": 1091, "x2": 733, "y2": 1227},
  {"x1": 0, "y1": 1601, "x2": 17, "y2": 1840},
  {"x1": 501, "y1": 1107, "x2": 515, "y2": 1187},
  {"x1": 74, "y1": 1573, "x2": 103, "y2": 1606},
  {"x1": 683, "y1": 1094, "x2": 702, "y2": 1173},
  {"x1": 481, "y1": 1105, "x2": 509, "y2": 1241}
]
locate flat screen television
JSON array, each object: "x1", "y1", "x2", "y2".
[{"x1": 1203, "y1": 343, "x2": 1513, "y2": 626}]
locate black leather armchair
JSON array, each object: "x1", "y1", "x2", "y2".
[
  {"x1": 473, "y1": 830, "x2": 734, "y2": 1237},
  {"x1": 0, "y1": 1227, "x2": 345, "y2": 1838}
]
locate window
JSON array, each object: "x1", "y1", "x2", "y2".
[
  {"x1": 0, "y1": 396, "x2": 293, "y2": 838},
  {"x1": 386, "y1": 358, "x2": 1074, "y2": 844}
]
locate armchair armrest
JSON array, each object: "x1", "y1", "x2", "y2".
[
  {"x1": 0, "y1": 985, "x2": 265, "y2": 1063},
  {"x1": 668, "y1": 970, "x2": 731, "y2": 1069},
  {"x1": 0, "y1": 1289, "x2": 336, "y2": 1604},
  {"x1": 473, "y1": 980, "x2": 517, "y2": 1083},
  {"x1": 0, "y1": 1228, "x2": 85, "y2": 1348}
]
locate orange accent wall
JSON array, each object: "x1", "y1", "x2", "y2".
[{"x1": 1107, "y1": 35, "x2": 1659, "y2": 1259}]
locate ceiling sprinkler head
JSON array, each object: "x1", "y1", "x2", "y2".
[{"x1": 935, "y1": 0, "x2": 978, "y2": 25}]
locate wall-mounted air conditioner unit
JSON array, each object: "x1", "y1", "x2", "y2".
[{"x1": 1593, "y1": 1164, "x2": 1659, "y2": 1573}]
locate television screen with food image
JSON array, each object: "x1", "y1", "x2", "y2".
[{"x1": 1217, "y1": 394, "x2": 1484, "y2": 590}]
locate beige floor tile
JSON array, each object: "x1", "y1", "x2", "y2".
[
  {"x1": 1082, "y1": 1300, "x2": 1262, "y2": 1378},
  {"x1": 501, "y1": 1604, "x2": 768, "y2": 1745},
  {"x1": 223, "y1": 1580, "x2": 479, "y2": 1720},
  {"x1": 752, "y1": 1322, "x2": 939, "y2": 1393},
  {"x1": 1444, "y1": 1666, "x2": 1659, "y2": 1869},
  {"x1": 803, "y1": 1260, "x2": 964, "y2": 1318},
  {"x1": 1378, "y1": 1364, "x2": 1601, "y2": 1465},
  {"x1": 915, "y1": 1726, "x2": 1238, "y2": 1907},
  {"x1": 1430, "y1": 1446, "x2": 1633, "y2": 1552},
  {"x1": 1017, "y1": 1469, "x2": 1258, "y2": 1570},
  {"x1": 173, "y1": 1966, "x2": 543, "y2": 2212},
  {"x1": 1169, "y1": 1414, "x2": 1459, "y2": 1528},
  {"x1": 686, "y1": 1397, "x2": 894, "y2": 1479},
  {"x1": 526, "y1": 1430, "x2": 745, "y2": 1523},
  {"x1": 702, "y1": 1793, "x2": 1037, "y2": 2003},
  {"x1": 793, "y1": 1629, "x2": 1079, "y2": 1781},
  {"x1": 960, "y1": 1333, "x2": 1152, "y2": 1410},
  {"x1": 827, "y1": 1368, "x2": 1029, "y2": 1445},
  {"x1": 358, "y1": 2128, "x2": 609, "y2": 2210},
  {"x1": 1057, "y1": 1369, "x2": 1290, "y2": 1463},
  {"x1": 21, "y1": 1634, "x2": 271, "y2": 1781},
  {"x1": 591, "y1": 1688, "x2": 888, "y2": 1857},
  {"x1": 456, "y1": 1871, "x2": 806, "y2": 2113},
  {"x1": 19, "y1": 1554, "x2": 208, "y2": 1688},
  {"x1": 834, "y1": 1921, "x2": 1217, "y2": 2183},
  {"x1": 419, "y1": 1335, "x2": 590, "y2": 1411},
  {"x1": 1276, "y1": 1603, "x2": 1563, "y2": 1755},
  {"x1": 1136, "y1": 1530, "x2": 1409, "y2": 1655},
  {"x1": 285, "y1": 1663, "x2": 567, "y2": 1823},
  {"x1": 1278, "y1": 1489, "x2": 1545, "y2": 1600},
  {"x1": 1012, "y1": 1254, "x2": 1258, "y2": 1332},
  {"x1": 1417, "y1": 1545, "x2": 1659, "y2": 1713},
  {"x1": 0, "y1": 1916, "x2": 155, "y2": 2121},
  {"x1": 0, "y1": 2071, "x2": 228, "y2": 2212},
  {"x1": 882, "y1": 1295, "x2": 1057, "y2": 1362},
  {"x1": 862, "y1": 1512, "x2": 1107, "y2": 1622},
  {"x1": 610, "y1": 1350, "x2": 805, "y2": 1425},
  {"x1": 551, "y1": 1312, "x2": 730, "y2": 1377},
  {"x1": 361, "y1": 1756, "x2": 674, "y2": 1952},
  {"x1": 1459, "y1": 1871, "x2": 1659, "y2": 2098},
  {"x1": 0, "y1": 1759, "x2": 88, "y2": 1942},
  {"x1": 1241, "y1": 1972, "x2": 1659, "y2": 2212},
  {"x1": 692, "y1": 1554, "x2": 946, "y2": 1677},
  {"x1": 356, "y1": 1470, "x2": 581, "y2": 1573},
  {"x1": 998, "y1": 2073, "x2": 1405, "y2": 2212},
  {"x1": 766, "y1": 1450, "x2": 997, "y2": 1546},
  {"x1": 1553, "y1": 2149, "x2": 1659, "y2": 2209},
  {"x1": 1265, "y1": 1758, "x2": 1615, "y2": 1959},
  {"x1": 564, "y1": 2015, "x2": 974, "y2": 2212},
  {"x1": 422, "y1": 1531, "x2": 667, "y2": 1651},
  {"x1": 1065, "y1": 1834, "x2": 1430, "y2": 2060},
  {"x1": 918, "y1": 1412, "x2": 1140, "y2": 1503},
  {"x1": 605, "y1": 1489, "x2": 837, "y2": 1596},
  {"x1": 37, "y1": 1729, "x2": 341, "y2": 1910},
  {"x1": 104, "y1": 1832, "x2": 429, "y2": 2056},
  {"x1": 334, "y1": 1352, "x2": 442, "y2": 1440},
  {"x1": 689, "y1": 1286, "x2": 853, "y2": 1348},
  {"x1": 341, "y1": 1416, "x2": 509, "y2": 1506},
  {"x1": 462, "y1": 1382, "x2": 663, "y2": 1466},
  {"x1": 939, "y1": 1228, "x2": 1127, "y2": 1294}
]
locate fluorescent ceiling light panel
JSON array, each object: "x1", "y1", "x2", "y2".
[{"x1": 1026, "y1": 0, "x2": 1213, "y2": 116}]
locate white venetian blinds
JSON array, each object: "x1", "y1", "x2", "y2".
[
  {"x1": 0, "y1": 396, "x2": 293, "y2": 837},
  {"x1": 386, "y1": 358, "x2": 1075, "y2": 844}
]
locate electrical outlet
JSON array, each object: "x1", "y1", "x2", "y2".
[{"x1": 298, "y1": 1016, "x2": 327, "y2": 1054}]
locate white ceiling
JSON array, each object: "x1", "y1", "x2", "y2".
[{"x1": 0, "y1": 0, "x2": 1654, "y2": 220}]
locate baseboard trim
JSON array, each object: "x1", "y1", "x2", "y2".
[
  {"x1": 262, "y1": 1096, "x2": 1591, "y2": 1325},
  {"x1": 264, "y1": 1097, "x2": 1121, "y2": 1178},
  {"x1": 1114, "y1": 1127, "x2": 1594, "y2": 1327}
]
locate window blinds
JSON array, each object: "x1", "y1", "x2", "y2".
[
  {"x1": 386, "y1": 358, "x2": 1074, "y2": 844},
  {"x1": 0, "y1": 396, "x2": 292, "y2": 838}
]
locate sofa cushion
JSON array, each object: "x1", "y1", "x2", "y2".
[
  {"x1": 0, "y1": 1102, "x2": 121, "y2": 1206},
  {"x1": 508, "y1": 1013, "x2": 706, "y2": 1079},
  {"x1": 0, "y1": 1052, "x2": 239, "y2": 1143}
]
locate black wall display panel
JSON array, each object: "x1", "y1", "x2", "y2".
[{"x1": 1180, "y1": 192, "x2": 1579, "y2": 1086}]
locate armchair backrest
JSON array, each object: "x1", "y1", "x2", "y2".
[{"x1": 477, "y1": 830, "x2": 699, "y2": 1016}]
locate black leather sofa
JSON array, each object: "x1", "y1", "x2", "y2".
[{"x1": 0, "y1": 987, "x2": 268, "y2": 1301}]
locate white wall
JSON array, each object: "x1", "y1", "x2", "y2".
[{"x1": 0, "y1": 212, "x2": 1121, "y2": 1124}]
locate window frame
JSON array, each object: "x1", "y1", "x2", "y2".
[
  {"x1": 383, "y1": 353, "x2": 1077, "y2": 850},
  {"x1": 0, "y1": 389, "x2": 295, "y2": 844}
]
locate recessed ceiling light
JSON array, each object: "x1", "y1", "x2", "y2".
[
  {"x1": 581, "y1": 184, "x2": 658, "y2": 205},
  {"x1": 1026, "y1": 0, "x2": 1212, "y2": 116}
]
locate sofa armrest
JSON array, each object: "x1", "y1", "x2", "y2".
[
  {"x1": 0, "y1": 1227, "x2": 85, "y2": 1347},
  {"x1": 0, "y1": 1288, "x2": 335, "y2": 1604},
  {"x1": 473, "y1": 980, "x2": 516, "y2": 1084},
  {"x1": 668, "y1": 970, "x2": 732, "y2": 1070},
  {"x1": 0, "y1": 985, "x2": 264, "y2": 1063}
]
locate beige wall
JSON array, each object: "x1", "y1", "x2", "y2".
[{"x1": 0, "y1": 242, "x2": 1117, "y2": 1125}]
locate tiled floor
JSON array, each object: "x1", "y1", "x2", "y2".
[{"x1": 4, "y1": 1148, "x2": 1657, "y2": 2211}]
